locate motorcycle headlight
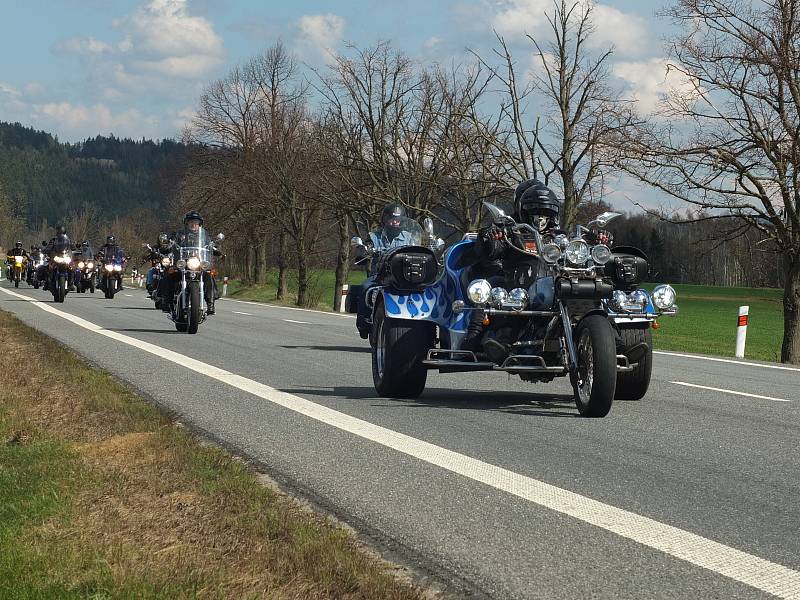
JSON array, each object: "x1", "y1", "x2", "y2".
[
  {"x1": 14, "y1": 256, "x2": 23, "y2": 262},
  {"x1": 652, "y1": 284, "x2": 676, "y2": 310},
  {"x1": 53, "y1": 256, "x2": 63, "y2": 264},
  {"x1": 161, "y1": 257, "x2": 171, "y2": 266},
  {"x1": 490, "y1": 287, "x2": 508, "y2": 306},
  {"x1": 565, "y1": 240, "x2": 589, "y2": 265},
  {"x1": 590, "y1": 244, "x2": 612, "y2": 265},
  {"x1": 200, "y1": 260, "x2": 210, "y2": 270},
  {"x1": 467, "y1": 279, "x2": 491, "y2": 305},
  {"x1": 78, "y1": 261, "x2": 85, "y2": 269},
  {"x1": 177, "y1": 259, "x2": 186, "y2": 269},
  {"x1": 87, "y1": 262, "x2": 94, "y2": 269},
  {"x1": 104, "y1": 264, "x2": 114, "y2": 272},
  {"x1": 631, "y1": 290, "x2": 649, "y2": 308},
  {"x1": 64, "y1": 255, "x2": 72, "y2": 264},
  {"x1": 611, "y1": 290, "x2": 628, "y2": 311},
  {"x1": 113, "y1": 264, "x2": 122, "y2": 271},
  {"x1": 506, "y1": 288, "x2": 529, "y2": 310},
  {"x1": 187, "y1": 257, "x2": 201, "y2": 270},
  {"x1": 542, "y1": 243, "x2": 562, "y2": 264}
]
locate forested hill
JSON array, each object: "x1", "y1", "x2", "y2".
[{"x1": 0, "y1": 122, "x2": 186, "y2": 227}]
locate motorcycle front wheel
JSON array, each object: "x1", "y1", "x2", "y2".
[
  {"x1": 571, "y1": 315, "x2": 616, "y2": 418},
  {"x1": 187, "y1": 282, "x2": 201, "y2": 334}
]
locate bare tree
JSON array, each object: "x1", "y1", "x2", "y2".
[
  {"x1": 473, "y1": 0, "x2": 638, "y2": 229},
  {"x1": 620, "y1": 0, "x2": 800, "y2": 363}
]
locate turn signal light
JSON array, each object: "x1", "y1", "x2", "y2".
[{"x1": 652, "y1": 322, "x2": 661, "y2": 330}]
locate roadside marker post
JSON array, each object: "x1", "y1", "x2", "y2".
[
  {"x1": 223, "y1": 276, "x2": 229, "y2": 297},
  {"x1": 339, "y1": 284, "x2": 349, "y2": 313},
  {"x1": 735, "y1": 305, "x2": 749, "y2": 358}
]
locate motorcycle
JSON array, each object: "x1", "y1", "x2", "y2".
[
  {"x1": 9, "y1": 254, "x2": 27, "y2": 288},
  {"x1": 143, "y1": 244, "x2": 171, "y2": 309},
  {"x1": 48, "y1": 250, "x2": 73, "y2": 303},
  {"x1": 168, "y1": 227, "x2": 223, "y2": 334},
  {"x1": 351, "y1": 202, "x2": 678, "y2": 417},
  {"x1": 27, "y1": 253, "x2": 44, "y2": 288},
  {"x1": 75, "y1": 258, "x2": 97, "y2": 293},
  {"x1": 100, "y1": 255, "x2": 125, "y2": 299}
]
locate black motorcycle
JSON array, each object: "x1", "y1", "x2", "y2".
[{"x1": 168, "y1": 228, "x2": 223, "y2": 334}]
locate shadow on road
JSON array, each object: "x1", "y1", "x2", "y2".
[
  {"x1": 103, "y1": 306, "x2": 153, "y2": 310},
  {"x1": 282, "y1": 386, "x2": 578, "y2": 418},
  {"x1": 108, "y1": 328, "x2": 180, "y2": 334},
  {"x1": 280, "y1": 345, "x2": 370, "y2": 353}
]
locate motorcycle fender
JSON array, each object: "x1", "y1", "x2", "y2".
[{"x1": 380, "y1": 288, "x2": 440, "y2": 321}]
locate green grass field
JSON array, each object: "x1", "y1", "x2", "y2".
[
  {"x1": 226, "y1": 267, "x2": 367, "y2": 311},
  {"x1": 647, "y1": 283, "x2": 784, "y2": 362},
  {"x1": 226, "y1": 271, "x2": 785, "y2": 362}
]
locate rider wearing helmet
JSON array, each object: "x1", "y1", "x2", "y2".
[
  {"x1": 6, "y1": 241, "x2": 28, "y2": 281},
  {"x1": 354, "y1": 202, "x2": 416, "y2": 339},
  {"x1": 158, "y1": 211, "x2": 223, "y2": 315},
  {"x1": 143, "y1": 233, "x2": 173, "y2": 294}
]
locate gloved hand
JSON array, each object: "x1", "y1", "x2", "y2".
[{"x1": 481, "y1": 225, "x2": 505, "y2": 242}]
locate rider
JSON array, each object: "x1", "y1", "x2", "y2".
[
  {"x1": 26, "y1": 244, "x2": 41, "y2": 283},
  {"x1": 158, "y1": 211, "x2": 222, "y2": 315},
  {"x1": 143, "y1": 233, "x2": 172, "y2": 295},
  {"x1": 355, "y1": 203, "x2": 416, "y2": 339},
  {"x1": 462, "y1": 179, "x2": 564, "y2": 359}
]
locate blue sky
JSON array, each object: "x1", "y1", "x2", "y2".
[{"x1": 0, "y1": 0, "x2": 680, "y2": 209}]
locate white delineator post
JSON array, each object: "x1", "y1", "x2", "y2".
[
  {"x1": 339, "y1": 283, "x2": 349, "y2": 313},
  {"x1": 223, "y1": 276, "x2": 229, "y2": 297},
  {"x1": 735, "y1": 305, "x2": 749, "y2": 358}
]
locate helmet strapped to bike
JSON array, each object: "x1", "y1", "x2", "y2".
[{"x1": 514, "y1": 179, "x2": 561, "y2": 232}]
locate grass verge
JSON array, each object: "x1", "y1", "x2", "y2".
[
  {"x1": 647, "y1": 283, "x2": 783, "y2": 362},
  {"x1": 0, "y1": 310, "x2": 424, "y2": 599},
  {"x1": 226, "y1": 268, "x2": 367, "y2": 311}
]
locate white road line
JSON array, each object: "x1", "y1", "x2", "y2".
[
  {"x1": 284, "y1": 318, "x2": 310, "y2": 324},
  {"x1": 2, "y1": 285, "x2": 799, "y2": 599},
  {"x1": 224, "y1": 298, "x2": 354, "y2": 318},
  {"x1": 124, "y1": 294, "x2": 133, "y2": 297},
  {"x1": 670, "y1": 381, "x2": 790, "y2": 402},
  {"x1": 655, "y1": 350, "x2": 800, "y2": 372},
  {"x1": 231, "y1": 311, "x2": 252, "y2": 316}
]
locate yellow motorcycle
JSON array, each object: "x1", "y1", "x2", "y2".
[{"x1": 8, "y1": 254, "x2": 27, "y2": 288}]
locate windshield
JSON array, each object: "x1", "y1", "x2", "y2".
[
  {"x1": 49, "y1": 236, "x2": 71, "y2": 255},
  {"x1": 177, "y1": 225, "x2": 212, "y2": 262},
  {"x1": 375, "y1": 216, "x2": 422, "y2": 249}
]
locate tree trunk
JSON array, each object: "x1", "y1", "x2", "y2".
[
  {"x1": 296, "y1": 232, "x2": 308, "y2": 307},
  {"x1": 255, "y1": 239, "x2": 267, "y2": 285},
  {"x1": 781, "y1": 254, "x2": 800, "y2": 364},
  {"x1": 277, "y1": 231, "x2": 288, "y2": 300},
  {"x1": 243, "y1": 245, "x2": 253, "y2": 286},
  {"x1": 333, "y1": 215, "x2": 350, "y2": 310}
]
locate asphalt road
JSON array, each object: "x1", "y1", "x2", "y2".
[{"x1": 2, "y1": 280, "x2": 799, "y2": 599}]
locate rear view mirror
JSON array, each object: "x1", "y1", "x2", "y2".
[
  {"x1": 589, "y1": 211, "x2": 622, "y2": 228},
  {"x1": 351, "y1": 236, "x2": 364, "y2": 248},
  {"x1": 217, "y1": 232, "x2": 225, "y2": 241},
  {"x1": 423, "y1": 217, "x2": 435, "y2": 235}
]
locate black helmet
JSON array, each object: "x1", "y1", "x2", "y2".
[
  {"x1": 158, "y1": 233, "x2": 169, "y2": 246},
  {"x1": 82, "y1": 240, "x2": 89, "y2": 246},
  {"x1": 106, "y1": 235, "x2": 116, "y2": 245},
  {"x1": 14, "y1": 241, "x2": 22, "y2": 249},
  {"x1": 183, "y1": 210, "x2": 204, "y2": 226},
  {"x1": 380, "y1": 203, "x2": 406, "y2": 240},
  {"x1": 56, "y1": 225, "x2": 66, "y2": 235},
  {"x1": 515, "y1": 179, "x2": 561, "y2": 228},
  {"x1": 513, "y1": 179, "x2": 539, "y2": 206}
]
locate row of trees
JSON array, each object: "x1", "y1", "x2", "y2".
[{"x1": 148, "y1": 0, "x2": 800, "y2": 364}]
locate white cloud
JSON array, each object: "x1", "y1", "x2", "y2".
[
  {"x1": 56, "y1": 36, "x2": 114, "y2": 55},
  {"x1": 614, "y1": 58, "x2": 699, "y2": 114},
  {"x1": 0, "y1": 82, "x2": 21, "y2": 98},
  {"x1": 424, "y1": 36, "x2": 443, "y2": 49},
  {"x1": 34, "y1": 102, "x2": 156, "y2": 137},
  {"x1": 590, "y1": 4, "x2": 647, "y2": 56},
  {"x1": 296, "y1": 13, "x2": 345, "y2": 62}
]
